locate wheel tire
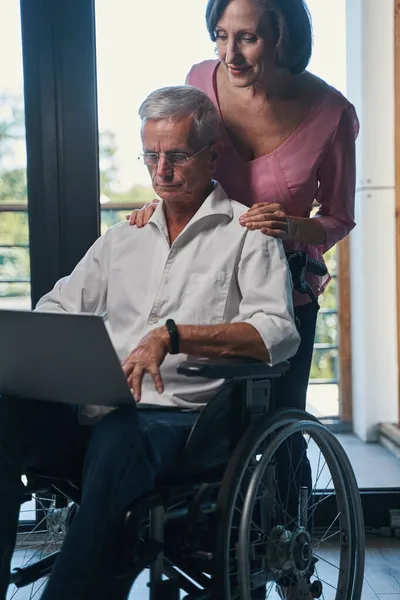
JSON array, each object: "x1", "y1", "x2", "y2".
[{"x1": 212, "y1": 410, "x2": 364, "y2": 600}]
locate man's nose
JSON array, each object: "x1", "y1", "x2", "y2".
[{"x1": 156, "y1": 155, "x2": 173, "y2": 178}]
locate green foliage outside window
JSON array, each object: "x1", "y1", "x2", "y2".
[
  {"x1": 0, "y1": 94, "x2": 29, "y2": 296},
  {"x1": 0, "y1": 212, "x2": 29, "y2": 297},
  {"x1": 310, "y1": 246, "x2": 339, "y2": 381},
  {"x1": 0, "y1": 93, "x2": 27, "y2": 206}
]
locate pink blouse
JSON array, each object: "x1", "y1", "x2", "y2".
[{"x1": 186, "y1": 60, "x2": 359, "y2": 306}]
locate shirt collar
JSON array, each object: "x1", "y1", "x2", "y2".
[{"x1": 149, "y1": 182, "x2": 233, "y2": 238}]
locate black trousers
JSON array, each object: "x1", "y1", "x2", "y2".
[
  {"x1": 0, "y1": 399, "x2": 197, "y2": 600},
  {"x1": 275, "y1": 302, "x2": 319, "y2": 411},
  {"x1": 275, "y1": 301, "x2": 319, "y2": 521}
]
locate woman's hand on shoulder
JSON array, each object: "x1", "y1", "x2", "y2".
[
  {"x1": 126, "y1": 200, "x2": 159, "y2": 228},
  {"x1": 239, "y1": 203, "x2": 294, "y2": 239}
]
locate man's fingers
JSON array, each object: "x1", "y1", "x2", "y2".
[
  {"x1": 121, "y1": 358, "x2": 132, "y2": 376},
  {"x1": 131, "y1": 365, "x2": 145, "y2": 402},
  {"x1": 131, "y1": 362, "x2": 164, "y2": 401},
  {"x1": 147, "y1": 364, "x2": 164, "y2": 394}
]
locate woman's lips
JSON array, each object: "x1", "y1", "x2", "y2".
[{"x1": 228, "y1": 65, "x2": 252, "y2": 76}]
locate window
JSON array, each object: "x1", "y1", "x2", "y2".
[
  {"x1": 95, "y1": 0, "x2": 214, "y2": 229},
  {"x1": 0, "y1": 1, "x2": 30, "y2": 310},
  {"x1": 306, "y1": 0, "x2": 347, "y2": 418}
]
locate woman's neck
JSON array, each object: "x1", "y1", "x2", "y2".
[
  {"x1": 220, "y1": 65, "x2": 306, "y2": 104},
  {"x1": 255, "y1": 71, "x2": 307, "y2": 103}
]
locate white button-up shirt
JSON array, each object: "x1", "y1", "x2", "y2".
[{"x1": 36, "y1": 183, "x2": 300, "y2": 408}]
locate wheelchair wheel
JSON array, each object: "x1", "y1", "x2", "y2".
[
  {"x1": 8, "y1": 485, "x2": 76, "y2": 599},
  {"x1": 213, "y1": 410, "x2": 364, "y2": 600}
]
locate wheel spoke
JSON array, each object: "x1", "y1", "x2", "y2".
[
  {"x1": 29, "y1": 578, "x2": 48, "y2": 600},
  {"x1": 314, "y1": 512, "x2": 341, "y2": 549},
  {"x1": 307, "y1": 479, "x2": 335, "y2": 524},
  {"x1": 313, "y1": 552, "x2": 343, "y2": 572}
]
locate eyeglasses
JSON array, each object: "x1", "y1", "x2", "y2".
[{"x1": 138, "y1": 146, "x2": 208, "y2": 167}]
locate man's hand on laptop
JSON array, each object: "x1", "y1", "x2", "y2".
[{"x1": 121, "y1": 328, "x2": 170, "y2": 402}]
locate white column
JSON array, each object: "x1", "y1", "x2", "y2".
[{"x1": 346, "y1": 0, "x2": 398, "y2": 441}]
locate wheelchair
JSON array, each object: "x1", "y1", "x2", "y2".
[
  {"x1": 8, "y1": 359, "x2": 364, "y2": 600},
  {"x1": 7, "y1": 253, "x2": 365, "y2": 599}
]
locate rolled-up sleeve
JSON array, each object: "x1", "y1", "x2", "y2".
[
  {"x1": 35, "y1": 231, "x2": 110, "y2": 314},
  {"x1": 314, "y1": 104, "x2": 359, "y2": 253},
  {"x1": 237, "y1": 231, "x2": 301, "y2": 365}
]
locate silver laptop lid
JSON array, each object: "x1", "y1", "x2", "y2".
[{"x1": 0, "y1": 310, "x2": 134, "y2": 407}]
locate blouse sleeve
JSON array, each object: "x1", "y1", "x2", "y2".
[
  {"x1": 186, "y1": 62, "x2": 206, "y2": 87},
  {"x1": 185, "y1": 60, "x2": 218, "y2": 96},
  {"x1": 185, "y1": 66, "x2": 194, "y2": 85},
  {"x1": 313, "y1": 103, "x2": 359, "y2": 253}
]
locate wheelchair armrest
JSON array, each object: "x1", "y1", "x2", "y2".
[{"x1": 177, "y1": 357, "x2": 289, "y2": 380}]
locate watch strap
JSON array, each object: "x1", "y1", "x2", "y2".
[{"x1": 165, "y1": 319, "x2": 179, "y2": 354}]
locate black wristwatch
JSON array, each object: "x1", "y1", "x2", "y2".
[{"x1": 165, "y1": 319, "x2": 180, "y2": 354}]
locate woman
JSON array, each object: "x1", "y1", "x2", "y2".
[
  {"x1": 130, "y1": 0, "x2": 357, "y2": 413},
  {"x1": 128, "y1": 1, "x2": 358, "y2": 596}
]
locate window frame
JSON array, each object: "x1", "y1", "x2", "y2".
[{"x1": 20, "y1": 0, "x2": 100, "y2": 307}]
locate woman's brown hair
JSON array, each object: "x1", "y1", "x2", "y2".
[{"x1": 206, "y1": 0, "x2": 313, "y2": 75}]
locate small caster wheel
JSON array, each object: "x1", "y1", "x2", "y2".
[{"x1": 309, "y1": 580, "x2": 323, "y2": 598}]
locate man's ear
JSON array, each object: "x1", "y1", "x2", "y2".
[{"x1": 209, "y1": 141, "x2": 223, "y2": 172}]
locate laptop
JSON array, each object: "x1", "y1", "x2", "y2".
[{"x1": 0, "y1": 310, "x2": 139, "y2": 408}]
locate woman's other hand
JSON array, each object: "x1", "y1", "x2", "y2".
[
  {"x1": 126, "y1": 200, "x2": 159, "y2": 227},
  {"x1": 239, "y1": 203, "x2": 294, "y2": 239}
]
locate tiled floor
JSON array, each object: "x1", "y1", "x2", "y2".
[
  {"x1": 360, "y1": 537, "x2": 400, "y2": 599},
  {"x1": 8, "y1": 537, "x2": 400, "y2": 599},
  {"x1": 127, "y1": 537, "x2": 400, "y2": 599},
  {"x1": 334, "y1": 434, "x2": 400, "y2": 489}
]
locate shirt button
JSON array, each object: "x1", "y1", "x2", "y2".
[{"x1": 150, "y1": 316, "x2": 159, "y2": 324}]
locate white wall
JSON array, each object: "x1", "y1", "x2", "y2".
[{"x1": 346, "y1": 0, "x2": 399, "y2": 440}]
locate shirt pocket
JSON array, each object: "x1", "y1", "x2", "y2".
[{"x1": 180, "y1": 270, "x2": 230, "y2": 325}]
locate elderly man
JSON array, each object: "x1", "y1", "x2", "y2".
[{"x1": 0, "y1": 86, "x2": 299, "y2": 600}]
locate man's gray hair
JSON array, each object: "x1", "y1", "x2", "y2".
[{"x1": 138, "y1": 85, "x2": 220, "y2": 147}]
